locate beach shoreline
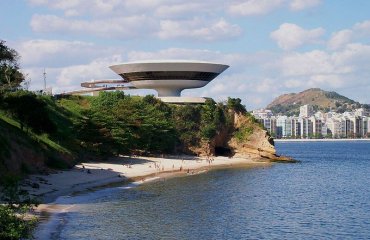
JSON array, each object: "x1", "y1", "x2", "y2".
[
  {"x1": 29, "y1": 154, "x2": 271, "y2": 238},
  {"x1": 26, "y1": 154, "x2": 270, "y2": 216}
]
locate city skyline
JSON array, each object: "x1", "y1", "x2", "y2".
[
  {"x1": 253, "y1": 104, "x2": 370, "y2": 139},
  {"x1": 1, "y1": 0, "x2": 370, "y2": 109}
]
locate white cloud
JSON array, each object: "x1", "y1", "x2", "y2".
[
  {"x1": 307, "y1": 74, "x2": 344, "y2": 88},
  {"x1": 56, "y1": 55, "x2": 122, "y2": 87},
  {"x1": 28, "y1": 0, "x2": 322, "y2": 18},
  {"x1": 208, "y1": 83, "x2": 228, "y2": 94},
  {"x1": 158, "y1": 18, "x2": 242, "y2": 41},
  {"x1": 284, "y1": 79, "x2": 303, "y2": 88},
  {"x1": 353, "y1": 20, "x2": 370, "y2": 32},
  {"x1": 270, "y1": 23, "x2": 325, "y2": 50},
  {"x1": 27, "y1": 0, "x2": 323, "y2": 42},
  {"x1": 30, "y1": 14, "x2": 157, "y2": 39},
  {"x1": 327, "y1": 20, "x2": 370, "y2": 50},
  {"x1": 30, "y1": 12, "x2": 241, "y2": 41},
  {"x1": 327, "y1": 30, "x2": 353, "y2": 50},
  {"x1": 22, "y1": 54, "x2": 123, "y2": 93},
  {"x1": 289, "y1": 0, "x2": 321, "y2": 11},
  {"x1": 332, "y1": 43, "x2": 370, "y2": 71},
  {"x1": 228, "y1": 0, "x2": 284, "y2": 16},
  {"x1": 28, "y1": 0, "x2": 48, "y2": 5},
  {"x1": 29, "y1": 0, "x2": 127, "y2": 16},
  {"x1": 278, "y1": 50, "x2": 349, "y2": 77},
  {"x1": 127, "y1": 48, "x2": 226, "y2": 64},
  {"x1": 270, "y1": 43, "x2": 370, "y2": 99},
  {"x1": 228, "y1": 0, "x2": 320, "y2": 16},
  {"x1": 255, "y1": 79, "x2": 277, "y2": 93},
  {"x1": 283, "y1": 74, "x2": 344, "y2": 91},
  {"x1": 15, "y1": 39, "x2": 118, "y2": 68},
  {"x1": 28, "y1": 0, "x2": 222, "y2": 20},
  {"x1": 154, "y1": 3, "x2": 217, "y2": 18}
]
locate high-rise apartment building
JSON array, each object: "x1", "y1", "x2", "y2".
[
  {"x1": 299, "y1": 104, "x2": 314, "y2": 118},
  {"x1": 252, "y1": 106, "x2": 369, "y2": 139}
]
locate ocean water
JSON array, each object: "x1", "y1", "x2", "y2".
[{"x1": 36, "y1": 141, "x2": 370, "y2": 239}]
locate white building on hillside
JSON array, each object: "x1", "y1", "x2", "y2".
[
  {"x1": 300, "y1": 104, "x2": 314, "y2": 118},
  {"x1": 252, "y1": 109, "x2": 273, "y2": 119}
]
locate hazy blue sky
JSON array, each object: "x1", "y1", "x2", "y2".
[{"x1": 1, "y1": 0, "x2": 370, "y2": 109}]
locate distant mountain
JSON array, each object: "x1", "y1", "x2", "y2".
[{"x1": 266, "y1": 88, "x2": 370, "y2": 116}]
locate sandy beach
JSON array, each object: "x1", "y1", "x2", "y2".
[
  {"x1": 24, "y1": 154, "x2": 269, "y2": 205},
  {"x1": 26, "y1": 155, "x2": 270, "y2": 238}
]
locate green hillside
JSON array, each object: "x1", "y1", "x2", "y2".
[
  {"x1": 1, "y1": 91, "x2": 262, "y2": 180},
  {"x1": 266, "y1": 88, "x2": 370, "y2": 116}
]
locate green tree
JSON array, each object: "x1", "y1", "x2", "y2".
[
  {"x1": 226, "y1": 97, "x2": 246, "y2": 114},
  {"x1": 200, "y1": 99, "x2": 217, "y2": 139},
  {"x1": 199, "y1": 99, "x2": 227, "y2": 140},
  {"x1": 2, "y1": 91, "x2": 56, "y2": 133},
  {"x1": 172, "y1": 104, "x2": 201, "y2": 146},
  {"x1": 0, "y1": 40, "x2": 24, "y2": 93},
  {"x1": 86, "y1": 94, "x2": 178, "y2": 155}
]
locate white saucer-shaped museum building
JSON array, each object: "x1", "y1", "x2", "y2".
[{"x1": 109, "y1": 60, "x2": 229, "y2": 103}]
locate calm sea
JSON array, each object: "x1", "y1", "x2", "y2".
[{"x1": 36, "y1": 141, "x2": 370, "y2": 239}]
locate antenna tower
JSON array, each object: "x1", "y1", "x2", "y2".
[{"x1": 43, "y1": 68, "x2": 46, "y2": 92}]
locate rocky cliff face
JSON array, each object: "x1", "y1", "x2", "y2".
[
  {"x1": 229, "y1": 113, "x2": 295, "y2": 162},
  {"x1": 228, "y1": 113, "x2": 281, "y2": 161},
  {"x1": 189, "y1": 112, "x2": 293, "y2": 162}
]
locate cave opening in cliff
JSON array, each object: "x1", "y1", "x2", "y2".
[{"x1": 214, "y1": 146, "x2": 232, "y2": 157}]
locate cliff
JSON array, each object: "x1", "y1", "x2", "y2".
[
  {"x1": 184, "y1": 111, "x2": 294, "y2": 162},
  {"x1": 229, "y1": 113, "x2": 275, "y2": 157}
]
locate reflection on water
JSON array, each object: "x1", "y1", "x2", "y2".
[{"x1": 37, "y1": 141, "x2": 370, "y2": 239}]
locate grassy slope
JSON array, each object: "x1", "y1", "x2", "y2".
[{"x1": 0, "y1": 96, "x2": 90, "y2": 179}]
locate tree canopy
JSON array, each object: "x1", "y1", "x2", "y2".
[{"x1": 0, "y1": 40, "x2": 24, "y2": 93}]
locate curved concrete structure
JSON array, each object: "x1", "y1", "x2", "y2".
[
  {"x1": 109, "y1": 60, "x2": 229, "y2": 97},
  {"x1": 61, "y1": 79, "x2": 135, "y2": 96}
]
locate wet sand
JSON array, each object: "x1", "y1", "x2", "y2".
[{"x1": 24, "y1": 154, "x2": 269, "y2": 204}]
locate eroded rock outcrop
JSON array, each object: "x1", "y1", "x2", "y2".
[
  {"x1": 230, "y1": 113, "x2": 295, "y2": 162},
  {"x1": 189, "y1": 112, "x2": 295, "y2": 162}
]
